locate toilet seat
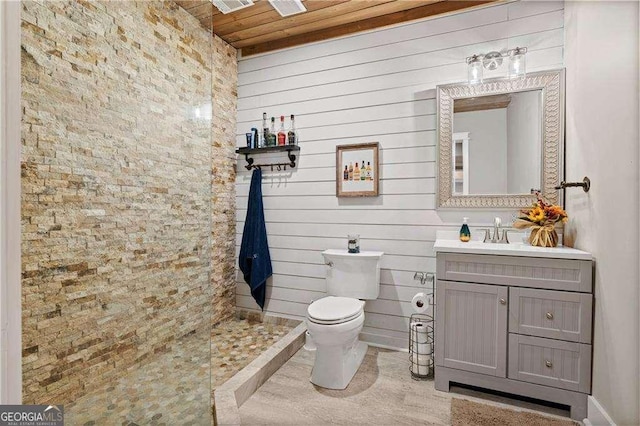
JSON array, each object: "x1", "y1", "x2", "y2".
[{"x1": 307, "y1": 296, "x2": 364, "y2": 325}]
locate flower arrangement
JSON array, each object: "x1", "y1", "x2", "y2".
[{"x1": 513, "y1": 192, "x2": 568, "y2": 247}]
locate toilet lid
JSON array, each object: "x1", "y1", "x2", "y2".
[{"x1": 307, "y1": 296, "x2": 364, "y2": 324}]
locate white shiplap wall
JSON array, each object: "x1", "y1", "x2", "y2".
[{"x1": 234, "y1": 0, "x2": 565, "y2": 348}]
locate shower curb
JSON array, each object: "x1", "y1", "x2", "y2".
[{"x1": 214, "y1": 322, "x2": 307, "y2": 425}]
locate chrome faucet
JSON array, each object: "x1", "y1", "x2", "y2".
[
  {"x1": 483, "y1": 217, "x2": 510, "y2": 244},
  {"x1": 492, "y1": 217, "x2": 501, "y2": 243}
]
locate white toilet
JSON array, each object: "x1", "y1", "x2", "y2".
[{"x1": 306, "y1": 249, "x2": 383, "y2": 390}]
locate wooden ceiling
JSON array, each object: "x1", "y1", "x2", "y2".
[{"x1": 176, "y1": 0, "x2": 496, "y2": 56}]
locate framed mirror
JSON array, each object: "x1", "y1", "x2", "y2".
[{"x1": 436, "y1": 69, "x2": 564, "y2": 209}]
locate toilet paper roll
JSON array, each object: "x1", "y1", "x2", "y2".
[
  {"x1": 411, "y1": 354, "x2": 432, "y2": 376},
  {"x1": 410, "y1": 322, "x2": 429, "y2": 354},
  {"x1": 411, "y1": 292, "x2": 429, "y2": 313},
  {"x1": 410, "y1": 321, "x2": 432, "y2": 376}
]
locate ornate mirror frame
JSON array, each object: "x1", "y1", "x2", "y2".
[{"x1": 436, "y1": 69, "x2": 565, "y2": 209}]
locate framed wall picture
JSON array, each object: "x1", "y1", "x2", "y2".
[{"x1": 336, "y1": 142, "x2": 379, "y2": 197}]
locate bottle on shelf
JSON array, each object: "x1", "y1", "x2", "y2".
[
  {"x1": 252, "y1": 128, "x2": 259, "y2": 149},
  {"x1": 360, "y1": 161, "x2": 366, "y2": 180},
  {"x1": 353, "y1": 162, "x2": 360, "y2": 181},
  {"x1": 277, "y1": 116, "x2": 286, "y2": 146},
  {"x1": 269, "y1": 117, "x2": 277, "y2": 146},
  {"x1": 343, "y1": 165, "x2": 348, "y2": 180},
  {"x1": 366, "y1": 161, "x2": 372, "y2": 180},
  {"x1": 257, "y1": 125, "x2": 264, "y2": 148},
  {"x1": 262, "y1": 112, "x2": 269, "y2": 148},
  {"x1": 287, "y1": 114, "x2": 297, "y2": 145},
  {"x1": 348, "y1": 163, "x2": 354, "y2": 180}
]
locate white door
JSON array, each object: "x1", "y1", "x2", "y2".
[{"x1": 452, "y1": 132, "x2": 469, "y2": 195}]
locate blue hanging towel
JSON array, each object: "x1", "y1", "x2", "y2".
[{"x1": 239, "y1": 169, "x2": 272, "y2": 310}]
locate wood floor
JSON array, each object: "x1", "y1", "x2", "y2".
[{"x1": 238, "y1": 346, "x2": 573, "y2": 425}]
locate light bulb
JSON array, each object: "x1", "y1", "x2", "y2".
[
  {"x1": 467, "y1": 55, "x2": 483, "y2": 84},
  {"x1": 508, "y1": 47, "x2": 527, "y2": 78}
]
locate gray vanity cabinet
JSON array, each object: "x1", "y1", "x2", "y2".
[{"x1": 434, "y1": 252, "x2": 593, "y2": 421}]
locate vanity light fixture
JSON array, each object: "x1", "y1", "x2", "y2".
[
  {"x1": 466, "y1": 54, "x2": 483, "y2": 84},
  {"x1": 466, "y1": 47, "x2": 527, "y2": 83},
  {"x1": 482, "y1": 51, "x2": 503, "y2": 70},
  {"x1": 507, "y1": 47, "x2": 527, "y2": 78}
]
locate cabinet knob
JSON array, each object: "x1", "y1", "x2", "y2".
[
  {"x1": 546, "y1": 312, "x2": 554, "y2": 320},
  {"x1": 545, "y1": 360, "x2": 553, "y2": 368},
  {"x1": 499, "y1": 298, "x2": 506, "y2": 305}
]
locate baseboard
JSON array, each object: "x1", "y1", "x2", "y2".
[
  {"x1": 585, "y1": 396, "x2": 616, "y2": 426},
  {"x1": 360, "y1": 332, "x2": 407, "y2": 351},
  {"x1": 367, "y1": 341, "x2": 409, "y2": 353}
]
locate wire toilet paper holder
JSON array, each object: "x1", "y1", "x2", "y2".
[
  {"x1": 409, "y1": 272, "x2": 434, "y2": 379},
  {"x1": 409, "y1": 312, "x2": 434, "y2": 380}
]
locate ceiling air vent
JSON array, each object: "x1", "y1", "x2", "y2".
[
  {"x1": 211, "y1": 0, "x2": 254, "y2": 14},
  {"x1": 268, "y1": 0, "x2": 307, "y2": 17}
]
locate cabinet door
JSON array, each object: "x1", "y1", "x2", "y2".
[{"x1": 436, "y1": 280, "x2": 508, "y2": 377}]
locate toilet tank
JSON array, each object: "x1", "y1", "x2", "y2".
[{"x1": 322, "y1": 249, "x2": 384, "y2": 300}]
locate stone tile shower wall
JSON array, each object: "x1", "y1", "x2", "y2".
[
  {"x1": 21, "y1": 1, "x2": 237, "y2": 405},
  {"x1": 211, "y1": 36, "x2": 238, "y2": 326}
]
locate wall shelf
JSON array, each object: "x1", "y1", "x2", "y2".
[{"x1": 235, "y1": 145, "x2": 300, "y2": 171}]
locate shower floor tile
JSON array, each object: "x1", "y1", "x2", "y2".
[
  {"x1": 65, "y1": 317, "x2": 294, "y2": 425},
  {"x1": 211, "y1": 318, "x2": 294, "y2": 390},
  {"x1": 66, "y1": 330, "x2": 211, "y2": 426}
]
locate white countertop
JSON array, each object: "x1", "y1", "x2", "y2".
[{"x1": 434, "y1": 233, "x2": 592, "y2": 261}]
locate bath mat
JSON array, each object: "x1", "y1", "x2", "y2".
[{"x1": 451, "y1": 398, "x2": 578, "y2": 426}]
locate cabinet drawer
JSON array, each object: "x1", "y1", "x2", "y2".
[
  {"x1": 509, "y1": 288, "x2": 592, "y2": 343},
  {"x1": 508, "y1": 334, "x2": 591, "y2": 393}
]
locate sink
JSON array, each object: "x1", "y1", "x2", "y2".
[{"x1": 433, "y1": 238, "x2": 592, "y2": 260}]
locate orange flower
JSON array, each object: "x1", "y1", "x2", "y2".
[
  {"x1": 528, "y1": 207, "x2": 545, "y2": 223},
  {"x1": 545, "y1": 205, "x2": 567, "y2": 218},
  {"x1": 521, "y1": 195, "x2": 568, "y2": 225}
]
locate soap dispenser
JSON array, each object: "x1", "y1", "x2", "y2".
[{"x1": 460, "y1": 217, "x2": 471, "y2": 242}]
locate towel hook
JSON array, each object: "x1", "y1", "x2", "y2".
[{"x1": 277, "y1": 164, "x2": 282, "y2": 171}]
